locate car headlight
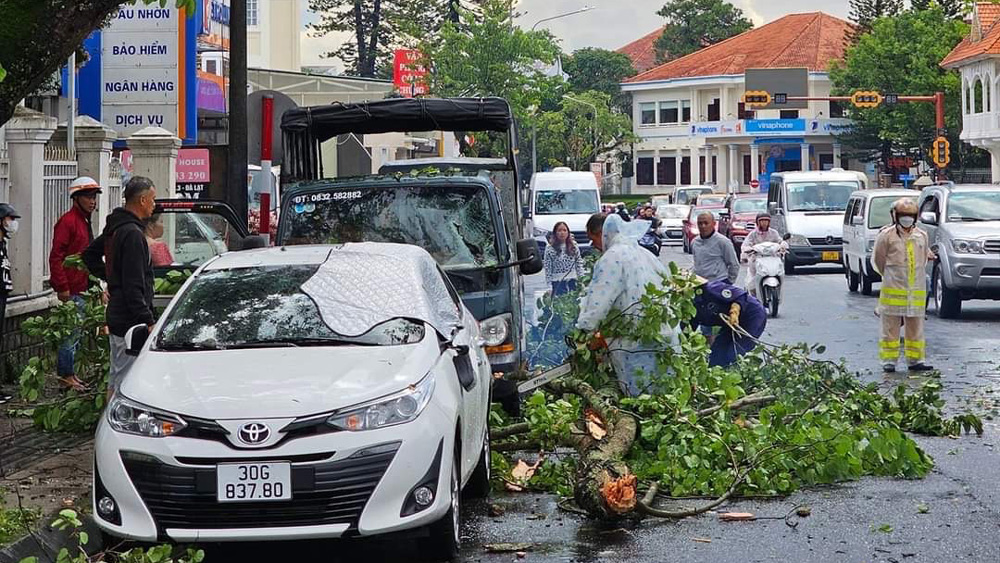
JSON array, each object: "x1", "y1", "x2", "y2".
[
  {"x1": 479, "y1": 313, "x2": 512, "y2": 350},
  {"x1": 533, "y1": 227, "x2": 550, "y2": 238},
  {"x1": 327, "y1": 372, "x2": 435, "y2": 431},
  {"x1": 787, "y1": 234, "x2": 810, "y2": 246},
  {"x1": 952, "y1": 239, "x2": 985, "y2": 254},
  {"x1": 107, "y1": 395, "x2": 187, "y2": 438}
]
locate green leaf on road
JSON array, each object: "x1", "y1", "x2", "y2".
[{"x1": 917, "y1": 503, "x2": 930, "y2": 514}]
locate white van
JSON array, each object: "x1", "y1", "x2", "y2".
[
  {"x1": 767, "y1": 169, "x2": 868, "y2": 273},
  {"x1": 528, "y1": 167, "x2": 602, "y2": 253},
  {"x1": 842, "y1": 189, "x2": 915, "y2": 295}
]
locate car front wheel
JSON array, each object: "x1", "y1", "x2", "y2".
[
  {"x1": 463, "y1": 427, "x2": 490, "y2": 499},
  {"x1": 934, "y1": 264, "x2": 962, "y2": 319},
  {"x1": 420, "y1": 455, "x2": 461, "y2": 561}
]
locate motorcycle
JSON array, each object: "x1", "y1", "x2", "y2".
[
  {"x1": 747, "y1": 237, "x2": 789, "y2": 318},
  {"x1": 639, "y1": 228, "x2": 662, "y2": 257}
]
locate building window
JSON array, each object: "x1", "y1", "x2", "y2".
[
  {"x1": 681, "y1": 156, "x2": 691, "y2": 185},
  {"x1": 659, "y1": 101, "x2": 679, "y2": 124},
  {"x1": 975, "y1": 78, "x2": 984, "y2": 114},
  {"x1": 658, "y1": 157, "x2": 676, "y2": 185},
  {"x1": 780, "y1": 110, "x2": 799, "y2": 119},
  {"x1": 206, "y1": 59, "x2": 218, "y2": 75},
  {"x1": 637, "y1": 157, "x2": 654, "y2": 185},
  {"x1": 707, "y1": 98, "x2": 720, "y2": 121},
  {"x1": 247, "y1": 0, "x2": 259, "y2": 26},
  {"x1": 700, "y1": 156, "x2": 706, "y2": 182},
  {"x1": 640, "y1": 103, "x2": 656, "y2": 125},
  {"x1": 965, "y1": 81, "x2": 971, "y2": 115},
  {"x1": 830, "y1": 100, "x2": 845, "y2": 118},
  {"x1": 681, "y1": 100, "x2": 691, "y2": 123},
  {"x1": 738, "y1": 102, "x2": 753, "y2": 120},
  {"x1": 743, "y1": 154, "x2": 751, "y2": 184},
  {"x1": 711, "y1": 156, "x2": 718, "y2": 183},
  {"x1": 819, "y1": 154, "x2": 834, "y2": 170}
]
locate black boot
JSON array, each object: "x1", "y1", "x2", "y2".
[
  {"x1": 909, "y1": 363, "x2": 934, "y2": 372},
  {"x1": 883, "y1": 364, "x2": 896, "y2": 373}
]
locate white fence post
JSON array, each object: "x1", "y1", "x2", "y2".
[
  {"x1": 75, "y1": 116, "x2": 118, "y2": 235},
  {"x1": 128, "y1": 127, "x2": 181, "y2": 198},
  {"x1": 6, "y1": 107, "x2": 56, "y2": 295}
]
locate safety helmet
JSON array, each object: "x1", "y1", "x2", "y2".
[
  {"x1": 0, "y1": 203, "x2": 20, "y2": 219},
  {"x1": 756, "y1": 212, "x2": 772, "y2": 223},
  {"x1": 890, "y1": 197, "x2": 918, "y2": 221},
  {"x1": 68, "y1": 176, "x2": 102, "y2": 197}
]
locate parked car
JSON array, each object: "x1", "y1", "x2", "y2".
[
  {"x1": 842, "y1": 189, "x2": 914, "y2": 295},
  {"x1": 695, "y1": 193, "x2": 728, "y2": 207},
  {"x1": 683, "y1": 205, "x2": 726, "y2": 254},
  {"x1": 527, "y1": 167, "x2": 602, "y2": 254},
  {"x1": 656, "y1": 204, "x2": 690, "y2": 245},
  {"x1": 650, "y1": 194, "x2": 674, "y2": 210},
  {"x1": 718, "y1": 194, "x2": 768, "y2": 253},
  {"x1": 93, "y1": 243, "x2": 492, "y2": 559},
  {"x1": 917, "y1": 184, "x2": 1000, "y2": 318},
  {"x1": 674, "y1": 186, "x2": 716, "y2": 206}
]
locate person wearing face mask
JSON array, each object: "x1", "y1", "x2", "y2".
[
  {"x1": 872, "y1": 198, "x2": 936, "y2": 373},
  {"x1": 0, "y1": 204, "x2": 20, "y2": 364}
]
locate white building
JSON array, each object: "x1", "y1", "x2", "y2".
[
  {"x1": 941, "y1": 1, "x2": 1000, "y2": 180},
  {"x1": 619, "y1": 12, "x2": 864, "y2": 195}
]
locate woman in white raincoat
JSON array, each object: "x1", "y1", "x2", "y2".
[{"x1": 577, "y1": 214, "x2": 681, "y2": 395}]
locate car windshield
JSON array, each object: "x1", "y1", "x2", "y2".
[
  {"x1": 676, "y1": 189, "x2": 712, "y2": 205},
  {"x1": 156, "y1": 265, "x2": 425, "y2": 350},
  {"x1": 946, "y1": 191, "x2": 1000, "y2": 221},
  {"x1": 868, "y1": 197, "x2": 896, "y2": 229},
  {"x1": 534, "y1": 190, "x2": 600, "y2": 215},
  {"x1": 148, "y1": 212, "x2": 233, "y2": 270},
  {"x1": 691, "y1": 207, "x2": 724, "y2": 220},
  {"x1": 281, "y1": 185, "x2": 499, "y2": 270},
  {"x1": 732, "y1": 198, "x2": 767, "y2": 214},
  {"x1": 786, "y1": 181, "x2": 858, "y2": 212},
  {"x1": 657, "y1": 206, "x2": 688, "y2": 219}
]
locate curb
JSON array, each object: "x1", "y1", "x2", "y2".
[{"x1": 0, "y1": 512, "x2": 102, "y2": 563}]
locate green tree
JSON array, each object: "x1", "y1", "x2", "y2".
[
  {"x1": 653, "y1": 0, "x2": 753, "y2": 63},
  {"x1": 534, "y1": 91, "x2": 636, "y2": 170},
  {"x1": 848, "y1": 0, "x2": 904, "y2": 40},
  {"x1": 562, "y1": 48, "x2": 636, "y2": 113},
  {"x1": 830, "y1": 6, "x2": 980, "y2": 172},
  {"x1": 910, "y1": 0, "x2": 968, "y2": 19},
  {"x1": 0, "y1": 0, "x2": 196, "y2": 127}
]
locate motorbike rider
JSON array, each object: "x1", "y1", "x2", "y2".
[
  {"x1": 740, "y1": 212, "x2": 787, "y2": 297},
  {"x1": 690, "y1": 276, "x2": 768, "y2": 368},
  {"x1": 872, "y1": 198, "x2": 936, "y2": 373}
]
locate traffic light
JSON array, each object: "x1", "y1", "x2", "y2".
[
  {"x1": 851, "y1": 91, "x2": 883, "y2": 108},
  {"x1": 743, "y1": 91, "x2": 771, "y2": 108},
  {"x1": 932, "y1": 136, "x2": 950, "y2": 168}
]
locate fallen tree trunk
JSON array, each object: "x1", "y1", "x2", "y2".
[{"x1": 549, "y1": 378, "x2": 639, "y2": 519}]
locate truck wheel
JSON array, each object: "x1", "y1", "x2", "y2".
[
  {"x1": 860, "y1": 268, "x2": 873, "y2": 296},
  {"x1": 420, "y1": 456, "x2": 461, "y2": 561},
  {"x1": 847, "y1": 263, "x2": 859, "y2": 292},
  {"x1": 934, "y1": 265, "x2": 962, "y2": 319}
]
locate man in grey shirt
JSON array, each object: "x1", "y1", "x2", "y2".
[{"x1": 692, "y1": 212, "x2": 740, "y2": 283}]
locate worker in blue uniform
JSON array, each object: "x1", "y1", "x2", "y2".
[{"x1": 690, "y1": 278, "x2": 768, "y2": 367}]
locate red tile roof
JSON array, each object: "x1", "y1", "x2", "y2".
[
  {"x1": 624, "y1": 12, "x2": 854, "y2": 83},
  {"x1": 941, "y1": 2, "x2": 1000, "y2": 68},
  {"x1": 616, "y1": 26, "x2": 665, "y2": 73}
]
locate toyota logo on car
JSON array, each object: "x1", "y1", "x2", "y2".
[{"x1": 238, "y1": 422, "x2": 270, "y2": 445}]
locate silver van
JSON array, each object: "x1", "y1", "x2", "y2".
[{"x1": 842, "y1": 189, "x2": 915, "y2": 295}]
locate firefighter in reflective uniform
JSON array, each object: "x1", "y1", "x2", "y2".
[{"x1": 871, "y1": 198, "x2": 936, "y2": 372}]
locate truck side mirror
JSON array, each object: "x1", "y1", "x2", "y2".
[
  {"x1": 768, "y1": 202, "x2": 780, "y2": 215},
  {"x1": 124, "y1": 324, "x2": 150, "y2": 357},
  {"x1": 782, "y1": 233, "x2": 792, "y2": 241},
  {"x1": 851, "y1": 216, "x2": 863, "y2": 226},
  {"x1": 919, "y1": 211, "x2": 938, "y2": 225},
  {"x1": 516, "y1": 238, "x2": 544, "y2": 275}
]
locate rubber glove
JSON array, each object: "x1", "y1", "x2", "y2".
[{"x1": 729, "y1": 303, "x2": 741, "y2": 328}]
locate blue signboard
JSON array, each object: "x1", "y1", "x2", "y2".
[{"x1": 746, "y1": 119, "x2": 806, "y2": 133}]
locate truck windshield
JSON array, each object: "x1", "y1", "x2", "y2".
[
  {"x1": 535, "y1": 190, "x2": 599, "y2": 215},
  {"x1": 281, "y1": 185, "x2": 500, "y2": 270},
  {"x1": 947, "y1": 191, "x2": 1000, "y2": 221},
  {"x1": 786, "y1": 181, "x2": 858, "y2": 212}
]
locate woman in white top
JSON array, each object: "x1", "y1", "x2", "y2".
[{"x1": 543, "y1": 222, "x2": 584, "y2": 296}]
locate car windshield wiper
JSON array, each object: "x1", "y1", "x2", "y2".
[
  {"x1": 156, "y1": 342, "x2": 223, "y2": 351},
  {"x1": 951, "y1": 217, "x2": 995, "y2": 222},
  {"x1": 227, "y1": 337, "x2": 378, "y2": 349}
]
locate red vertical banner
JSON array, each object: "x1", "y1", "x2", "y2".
[{"x1": 393, "y1": 49, "x2": 429, "y2": 98}]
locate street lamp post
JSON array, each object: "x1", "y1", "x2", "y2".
[
  {"x1": 529, "y1": 6, "x2": 594, "y2": 174},
  {"x1": 564, "y1": 94, "x2": 598, "y2": 170}
]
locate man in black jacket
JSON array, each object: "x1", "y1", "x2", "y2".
[{"x1": 83, "y1": 176, "x2": 157, "y2": 395}]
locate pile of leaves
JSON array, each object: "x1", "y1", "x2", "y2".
[
  {"x1": 495, "y1": 267, "x2": 982, "y2": 516},
  {"x1": 0, "y1": 495, "x2": 39, "y2": 547}
]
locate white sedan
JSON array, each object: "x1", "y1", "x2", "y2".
[
  {"x1": 656, "y1": 204, "x2": 690, "y2": 245},
  {"x1": 93, "y1": 243, "x2": 492, "y2": 560}
]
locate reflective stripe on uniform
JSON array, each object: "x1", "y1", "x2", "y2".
[
  {"x1": 880, "y1": 340, "x2": 901, "y2": 360},
  {"x1": 904, "y1": 339, "x2": 925, "y2": 360},
  {"x1": 907, "y1": 239, "x2": 916, "y2": 288}
]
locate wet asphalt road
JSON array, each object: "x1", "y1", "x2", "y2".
[{"x1": 208, "y1": 245, "x2": 1000, "y2": 563}]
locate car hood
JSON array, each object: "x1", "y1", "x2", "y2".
[
  {"x1": 734, "y1": 213, "x2": 759, "y2": 222},
  {"x1": 786, "y1": 212, "x2": 843, "y2": 238},
  {"x1": 534, "y1": 214, "x2": 593, "y2": 234},
  {"x1": 120, "y1": 338, "x2": 441, "y2": 419},
  {"x1": 658, "y1": 218, "x2": 685, "y2": 228},
  {"x1": 942, "y1": 221, "x2": 1000, "y2": 238}
]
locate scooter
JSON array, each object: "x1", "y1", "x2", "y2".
[
  {"x1": 747, "y1": 236, "x2": 789, "y2": 318},
  {"x1": 639, "y1": 228, "x2": 662, "y2": 257}
]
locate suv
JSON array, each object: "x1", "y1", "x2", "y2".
[{"x1": 917, "y1": 184, "x2": 1000, "y2": 318}]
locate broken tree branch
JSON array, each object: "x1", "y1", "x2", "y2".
[
  {"x1": 695, "y1": 394, "x2": 777, "y2": 418},
  {"x1": 493, "y1": 422, "x2": 532, "y2": 440}
]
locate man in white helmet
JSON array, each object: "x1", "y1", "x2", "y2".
[
  {"x1": 872, "y1": 197, "x2": 936, "y2": 372},
  {"x1": 49, "y1": 176, "x2": 102, "y2": 391}
]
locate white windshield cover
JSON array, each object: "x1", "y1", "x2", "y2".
[{"x1": 301, "y1": 242, "x2": 462, "y2": 338}]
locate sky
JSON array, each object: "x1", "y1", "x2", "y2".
[{"x1": 299, "y1": 0, "x2": 854, "y2": 68}]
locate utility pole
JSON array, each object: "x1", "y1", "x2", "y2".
[{"x1": 228, "y1": 0, "x2": 249, "y2": 225}]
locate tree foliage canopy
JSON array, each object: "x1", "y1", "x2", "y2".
[
  {"x1": 562, "y1": 48, "x2": 636, "y2": 114},
  {"x1": 534, "y1": 90, "x2": 636, "y2": 170},
  {"x1": 653, "y1": 0, "x2": 753, "y2": 64}
]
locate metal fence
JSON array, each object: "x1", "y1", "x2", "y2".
[{"x1": 42, "y1": 145, "x2": 78, "y2": 278}]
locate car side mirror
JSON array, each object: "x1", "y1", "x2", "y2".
[
  {"x1": 451, "y1": 344, "x2": 476, "y2": 391},
  {"x1": 124, "y1": 324, "x2": 150, "y2": 357},
  {"x1": 919, "y1": 211, "x2": 938, "y2": 225},
  {"x1": 782, "y1": 233, "x2": 792, "y2": 241},
  {"x1": 233, "y1": 235, "x2": 269, "y2": 251},
  {"x1": 516, "y1": 238, "x2": 544, "y2": 275}
]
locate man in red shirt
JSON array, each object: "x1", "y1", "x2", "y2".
[{"x1": 49, "y1": 176, "x2": 102, "y2": 391}]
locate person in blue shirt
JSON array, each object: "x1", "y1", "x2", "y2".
[{"x1": 690, "y1": 278, "x2": 767, "y2": 367}]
